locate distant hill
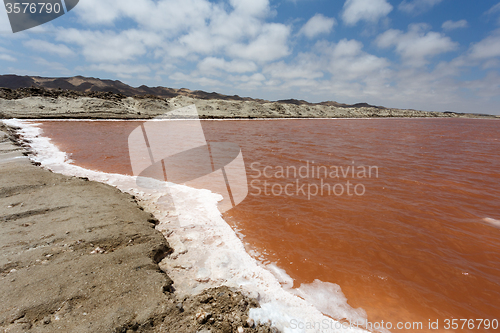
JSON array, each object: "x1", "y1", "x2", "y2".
[{"x1": 0, "y1": 74, "x2": 384, "y2": 108}]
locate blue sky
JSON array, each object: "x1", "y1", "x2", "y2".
[{"x1": 1, "y1": 0, "x2": 500, "y2": 114}]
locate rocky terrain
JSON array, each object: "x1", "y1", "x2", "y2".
[
  {"x1": 0, "y1": 87, "x2": 496, "y2": 120},
  {"x1": 0, "y1": 75, "x2": 496, "y2": 119}
]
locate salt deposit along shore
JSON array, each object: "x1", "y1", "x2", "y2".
[{"x1": 0, "y1": 123, "x2": 279, "y2": 333}]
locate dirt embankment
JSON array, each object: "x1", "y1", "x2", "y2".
[
  {"x1": 0, "y1": 125, "x2": 278, "y2": 333},
  {"x1": 0, "y1": 87, "x2": 496, "y2": 120}
]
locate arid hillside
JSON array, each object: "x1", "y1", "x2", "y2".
[{"x1": 0, "y1": 75, "x2": 497, "y2": 119}]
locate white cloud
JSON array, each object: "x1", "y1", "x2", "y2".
[
  {"x1": 461, "y1": 71, "x2": 500, "y2": 98},
  {"x1": 342, "y1": 0, "x2": 393, "y2": 26},
  {"x1": 87, "y1": 63, "x2": 151, "y2": 78},
  {"x1": 169, "y1": 72, "x2": 224, "y2": 87},
  {"x1": 23, "y1": 40, "x2": 75, "y2": 57},
  {"x1": 376, "y1": 24, "x2": 458, "y2": 66},
  {"x1": 486, "y1": 2, "x2": 500, "y2": 25},
  {"x1": 70, "y1": 0, "x2": 291, "y2": 66},
  {"x1": 29, "y1": 0, "x2": 297, "y2": 98},
  {"x1": 326, "y1": 39, "x2": 390, "y2": 80},
  {"x1": 73, "y1": 0, "x2": 126, "y2": 25},
  {"x1": 172, "y1": 36, "x2": 392, "y2": 101},
  {"x1": 227, "y1": 23, "x2": 291, "y2": 62},
  {"x1": 442, "y1": 20, "x2": 468, "y2": 31},
  {"x1": 260, "y1": 39, "x2": 389, "y2": 96},
  {"x1": 239, "y1": 73, "x2": 266, "y2": 82},
  {"x1": 209, "y1": 6, "x2": 263, "y2": 41},
  {"x1": 75, "y1": 0, "x2": 212, "y2": 33},
  {"x1": 469, "y1": 30, "x2": 500, "y2": 60},
  {"x1": 299, "y1": 14, "x2": 336, "y2": 39},
  {"x1": 399, "y1": 0, "x2": 443, "y2": 14},
  {"x1": 226, "y1": 73, "x2": 267, "y2": 90},
  {"x1": 263, "y1": 56, "x2": 324, "y2": 80},
  {"x1": 33, "y1": 57, "x2": 71, "y2": 74},
  {"x1": 56, "y1": 29, "x2": 161, "y2": 63},
  {"x1": 173, "y1": 29, "x2": 226, "y2": 56},
  {"x1": 167, "y1": 3, "x2": 273, "y2": 57},
  {"x1": 198, "y1": 57, "x2": 258, "y2": 74},
  {"x1": 0, "y1": 54, "x2": 16, "y2": 62},
  {"x1": 229, "y1": 0, "x2": 270, "y2": 18},
  {"x1": 75, "y1": 0, "x2": 272, "y2": 36},
  {"x1": 486, "y1": 2, "x2": 500, "y2": 15}
]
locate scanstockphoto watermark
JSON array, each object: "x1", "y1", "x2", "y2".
[
  {"x1": 290, "y1": 318, "x2": 499, "y2": 331},
  {"x1": 290, "y1": 318, "x2": 426, "y2": 331},
  {"x1": 249, "y1": 161, "x2": 379, "y2": 200}
]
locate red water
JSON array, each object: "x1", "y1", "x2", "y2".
[{"x1": 38, "y1": 119, "x2": 500, "y2": 332}]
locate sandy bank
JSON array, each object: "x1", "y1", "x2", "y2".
[{"x1": 0, "y1": 124, "x2": 277, "y2": 333}]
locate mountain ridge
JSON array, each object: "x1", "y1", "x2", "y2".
[{"x1": 0, "y1": 74, "x2": 384, "y2": 109}]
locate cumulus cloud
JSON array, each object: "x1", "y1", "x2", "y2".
[
  {"x1": 169, "y1": 72, "x2": 224, "y2": 87},
  {"x1": 23, "y1": 40, "x2": 75, "y2": 57},
  {"x1": 198, "y1": 57, "x2": 258, "y2": 75},
  {"x1": 263, "y1": 55, "x2": 324, "y2": 80},
  {"x1": 229, "y1": 72, "x2": 267, "y2": 89},
  {"x1": 376, "y1": 23, "x2": 458, "y2": 66},
  {"x1": 461, "y1": 71, "x2": 500, "y2": 98},
  {"x1": 0, "y1": 54, "x2": 16, "y2": 62},
  {"x1": 75, "y1": 0, "x2": 272, "y2": 36},
  {"x1": 442, "y1": 20, "x2": 468, "y2": 31},
  {"x1": 399, "y1": 0, "x2": 443, "y2": 15},
  {"x1": 326, "y1": 39, "x2": 390, "y2": 80},
  {"x1": 56, "y1": 29, "x2": 160, "y2": 63},
  {"x1": 227, "y1": 23, "x2": 291, "y2": 62},
  {"x1": 299, "y1": 14, "x2": 336, "y2": 39},
  {"x1": 342, "y1": 0, "x2": 393, "y2": 26},
  {"x1": 65, "y1": 0, "x2": 290, "y2": 66},
  {"x1": 75, "y1": 0, "x2": 212, "y2": 33},
  {"x1": 469, "y1": 29, "x2": 500, "y2": 60},
  {"x1": 260, "y1": 39, "x2": 389, "y2": 97},
  {"x1": 33, "y1": 57, "x2": 71, "y2": 74},
  {"x1": 229, "y1": 0, "x2": 270, "y2": 17},
  {"x1": 87, "y1": 63, "x2": 151, "y2": 78}
]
